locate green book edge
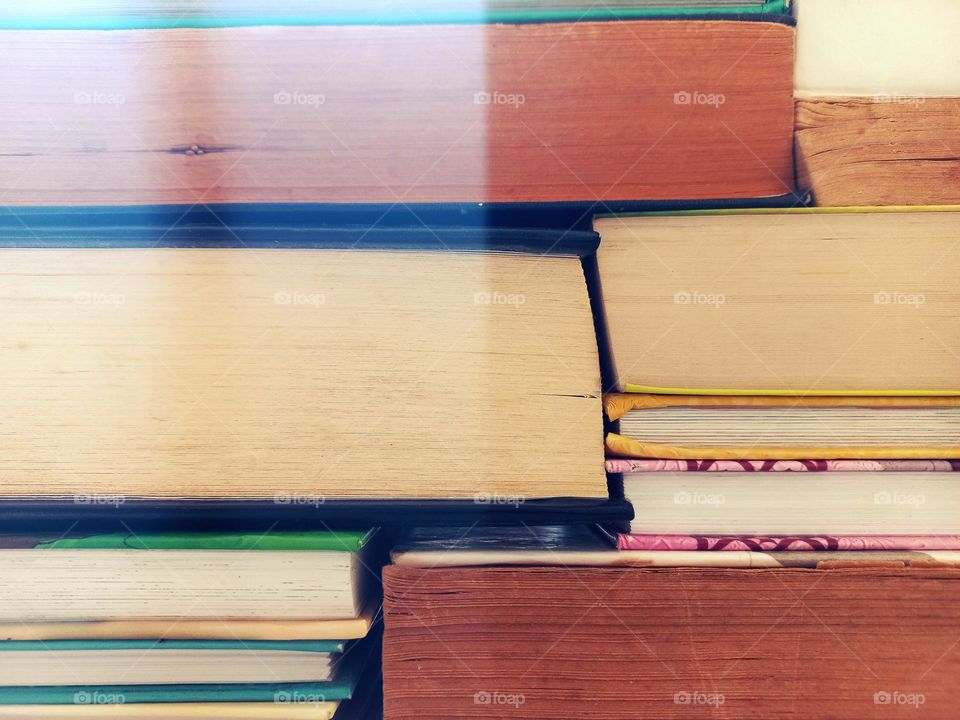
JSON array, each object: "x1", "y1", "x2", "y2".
[
  {"x1": 0, "y1": 640, "x2": 344, "y2": 653},
  {"x1": 0, "y1": 2, "x2": 789, "y2": 29},
  {"x1": 0, "y1": 682, "x2": 351, "y2": 705},
  {"x1": 34, "y1": 529, "x2": 376, "y2": 552}
]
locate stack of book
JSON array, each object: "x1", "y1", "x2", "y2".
[
  {"x1": 3, "y1": 0, "x2": 959, "y2": 718},
  {"x1": 384, "y1": 526, "x2": 960, "y2": 718},
  {"x1": 0, "y1": 529, "x2": 381, "y2": 718},
  {"x1": 597, "y1": 207, "x2": 960, "y2": 563},
  {"x1": 381, "y1": 212, "x2": 960, "y2": 719},
  {"x1": 380, "y1": 2, "x2": 960, "y2": 719}
]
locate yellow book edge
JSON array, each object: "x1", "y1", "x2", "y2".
[
  {"x1": 597, "y1": 204, "x2": 960, "y2": 219},
  {"x1": 605, "y1": 434, "x2": 960, "y2": 461},
  {"x1": 0, "y1": 607, "x2": 374, "y2": 642},
  {"x1": 604, "y1": 392, "x2": 960, "y2": 420},
  {"x1": 622, "y1": 384, "x2": 960, "y2": 397}
]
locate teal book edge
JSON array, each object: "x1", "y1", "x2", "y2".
[
  {"x1": 0, "y1": 640, "x2": 344, "y2": 653},
  {"x1": 33, "y1": 529, "x2": 377, "y2": 552},
  {"x1": 0, "y1": 2, "x2": 789, "y2": 29},
  {"x1": 0, "y1": 682, "x2": 351, "y2": 705}
]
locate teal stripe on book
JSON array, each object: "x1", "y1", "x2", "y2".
[
  {"x1": 0, "y1": 639, "x2": 344, "y2": 653},
  {"x1": 0, "y1": 682, "x2": 351, "y2": 704},
  {"x1": 0, "y1": 2, "x2": 789, "y2": 29}
]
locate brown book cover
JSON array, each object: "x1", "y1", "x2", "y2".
[
  {"x1": 384, "y1": 563, "x2": 960, "y2": 718},
  {"x1": 0, "y1": 18, "x2": 794, "y2": 205}
]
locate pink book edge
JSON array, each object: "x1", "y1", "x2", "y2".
[{"x1": 618, "y1": 534, "x2": 960, "y2": 552}]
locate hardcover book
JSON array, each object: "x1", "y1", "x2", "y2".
[
  {"x1": 389, "y1": 525, "x2": 960, "y2": 568},
  {"x1": 0, "y1": 640, "x2": 343, "y2": 686},
  {"x1": 0, "y1": 12, "x2": 794, "y2": 205},
  {"x1": 594, "y1": 208, "x2": 960, "y2": 395},
  {"x1": 0, "y1": 1, "x2": 792, "y2": 27},
  {"x1": 614, "y1": 461, "x2": 960, "y2": 535},
  {"x1": 604, "y1": 394, "x2": 960, "y2": 459},
  {"x1": 0, "y1": 530, "x2": 380, "y2": 623},
  {"x1": 0, "y1": 223, "x2": 607, "y2": 507},
  {"x1": 0, "y1": 704, "x2": 340, "y2": 718},
  {"x1": 383, "y1": 561, "x2": 960, "y2": 718}
]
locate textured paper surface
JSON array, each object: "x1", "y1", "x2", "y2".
[
  {"x1": 596, "y1": 211, "x2": 960, "y2": 394},
  {"x1": 796, "y1": 97, "x2": 960, "y2": 207},
  {"x1": 0, "y1": 21, "x2": 793, "y2": 204},
  {"x1": 0, "y1": 250, "x2": 603, "y2": 499},
  {"x1": 384, "y1": 564, "x2": 960, "y2": 718}
]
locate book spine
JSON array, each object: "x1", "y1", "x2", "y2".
[
  {"x1": 618, "y1": 534, "x2": 960, "y2": 552},
  {"x1": 606, "y1": 459, "x2": 960, "y2": 473}
]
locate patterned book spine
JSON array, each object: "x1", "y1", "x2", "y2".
[
  {"x1": 606, "y1": 459, "x2": 960, "y2": 473},
  {"x1": 618, "y1": 534, "x2": 960, "y2": 552}
]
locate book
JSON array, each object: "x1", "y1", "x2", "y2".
[
  {"x1": 0, "y1": 530, "x2": 379, "y2": 622},
  {"x1": 0, "y1": 704, "x2": 340, "y2": 718},
  {"x1": 796, "y1": 97, "x2": 960, "y2": 206},
  {"x1": 0, "y1": 640, "x2": 343, "y2": 686},
  {"x1": 0, "y1": 15, "x2": 794, "y2": 205},
  {"x1": 383, "y1": 561, "x2": 960, "y2": 718},
  {"x1": 593, "y1": 208, "x2": 960, "y2": 395},
  {"x1": 0, "y1": 615, "x2": 375, "y2": 642},
  {"x1": 0, "y1": 225, "x2": 606, "y2": 505},
  {"x1": 389, "y1": 525, "x2": 960, "y2": 568},
  {"x1": 0, "y1": 682, "x2": 352, "y2": 705},
  {"x1": 617, "y1": 463, "x2": 960, "y2": 535},
  {"x1": 794, "y1": 0, "x2": 960, "y2": 206},
  {"x1": 0, "y1": 497, "x2": 633, "y2": 534},
  {"x1": 391, "y1": 525, "x2": 960, "y2": 564},
  {"x1": 604, "y1": 395, "x2": 960, "y2": 459},
  {"x1": 0, "y1": 625, "x2": 383, "y2": 714},
  {"x1": 391, "y1": 524, "x2": 621, "y2": 566},
  {"x1": 0, "y1": 1, "x2": 792, "y2": 28}
]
